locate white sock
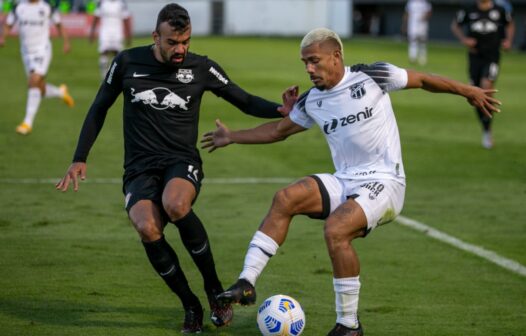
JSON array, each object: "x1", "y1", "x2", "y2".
[
  {"x1": 239, "y1": 231, "x2": 279, "y2": 286},
  {"x1": 334, "y1": 276, "x2": 361, "y2": 329},
  {"x1": 23, "y1": 88, "x2": 42, "y2": 127},
  {"x1": 99, "y1": 55, "x2": 110, "y2": 79},
  {"x1": 408, "y1": 40, "x2": 418, "y2": 62},
  {"x1": 45, "y1": 83, "x2": 62, "y2": 98}
]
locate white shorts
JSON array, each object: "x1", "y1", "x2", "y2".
[
  {"x1": 22, "y1": 44, "x2": 52, "y2": 76},
  {"x1": 99, "y1": 37, "x2": 124, "y2": 53},
  {"x1": 311, "y1": 174, "x2": 405, "y2": 234}
]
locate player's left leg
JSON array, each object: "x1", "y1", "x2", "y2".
[
  {"x1": 99, "y1": 50, "x2": 118, "y2": 80},
  {"x1": 163, "y1": 163, "x2": 233, "y2": 327},
  {"x1": 325, "y1": 179, "x2": 405, "y2": 336},
  {"x1": 478, "y1": 62, "x2": 499, "y2": 149},
  {"x1": 408, "y1": 36, "x2": 418, "y2": 64}
]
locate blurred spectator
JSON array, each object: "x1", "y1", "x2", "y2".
[{"x1": 402, "y1": 0, "x2": 432, "y2": 66}]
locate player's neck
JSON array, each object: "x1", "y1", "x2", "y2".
[{"x1": 477, "y1": 0, "x2": 493, "y2": 11}]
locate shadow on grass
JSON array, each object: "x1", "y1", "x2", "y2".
[{"x1": 0, "y1": 297, "x2": 179, "y2": 329}]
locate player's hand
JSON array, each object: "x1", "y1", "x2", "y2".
[
  {"x1": 0, "y1": 37, "x2": 5, "y2": 47},
  {"x1": 501, "y1": 39, "x2": 512, "y2": 50},
  {"x1": 466, "y1": 87, "x2": 501, "y2": 118},
  {"x1": 277, "y1": 85, "x2": 299, "y2": 117},
  {"x1": 55, "y1": 162, "x2": 87, "y2": 192},
  {"x1": 462, "y1": 37, "x2": 477, "y2": 48},
  {"x1": 201, "y1": 119, "x2": 233, "y2": 153}
]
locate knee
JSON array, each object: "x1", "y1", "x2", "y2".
[
  {"x1": 271, "y1": 188, "x2": 297, "y2": 215},
  {"x1": 133, "y1": 217, "x2": 163, "y2": 242},
  {"x1": 324, "y1": 219, "x2": 348, "y2": 253},
  {"x1": 164, "y1": 200, "x2": 191, "y2": 222}
]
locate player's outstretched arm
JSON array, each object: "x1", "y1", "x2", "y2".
[
  {"x1": 201, "y1": 116, "x2": 305, "y2": 153},
  {"x1": 405, "y1": 69, "x2": 501, "y2": 118},
  {"x1": 56, "y1": 162, "x2": 87, "y2": 192}
]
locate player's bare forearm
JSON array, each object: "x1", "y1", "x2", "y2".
[
  {"x1": 406, "y1": 70, "x2": 501, "y2": 117},
  {"x1": 202, "y1": 117, "x2": 304, "y2": 153}
]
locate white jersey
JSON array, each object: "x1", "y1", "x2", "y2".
[
  {"x1": 94, "y1": 0, "x2": 130, "y2": 44},
  {"x1": 6, "y1": 0, "x2": 61, "y2": 54},
  {"x1": 405, "y1": 0, "x2": 432, "y2": 38},
  {"x1": 290, "y1": 63, "x2": 408, "y2": 184}
]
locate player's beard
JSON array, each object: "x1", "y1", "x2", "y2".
[{"x1": 160, "y1": 48, "x2": 186, "y2": 68}]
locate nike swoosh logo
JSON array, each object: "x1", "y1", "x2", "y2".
[
  {"x1": 133, "y1": 72, "x2": 149, "y2": 77},
  {"x1": 159, "y1": 265, "x2": 176, "y2": 276},
  {"x1": 191, "y1": 242, "x2": 208, "y2": 255}
]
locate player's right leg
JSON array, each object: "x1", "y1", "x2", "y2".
[
  {"x1": 218, "y1": 176, "x2": 324, "y2": 305},
  {"x1": 16, "y1": 72, "x2": 44, "y2": 135},
  {"x1": 125, "y1": 173, "x2": 203, "y2": 333}
]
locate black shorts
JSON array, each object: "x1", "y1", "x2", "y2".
[
  {"x1": 468, "y1": 54, "x2": 500, "y2": 86},
  {"x1": 123, "y1": 161, "x2": 204, "y2": 212}
]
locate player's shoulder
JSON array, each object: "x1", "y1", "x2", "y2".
[
  {"x1": 350, "y1": 62, "x2": 395, "y2": 74},
  {"x1": 117, "y1": 45, "x2": 154, "y2": 64},
  {"x1": 184, "y1": 51, "x2": 216, "y2": 67}
]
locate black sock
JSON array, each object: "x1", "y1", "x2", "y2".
[
  {"x1": 173, "y1": 210, "x2": 222, "y2": 297},
  {"x1": 142, "y1": 236, "x2": 200, "y2": 309},
  {"x1": 476, "y1": 108, "x2": 492, "y2": 131}
]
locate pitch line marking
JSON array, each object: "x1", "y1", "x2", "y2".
[
  {"x1": 1, "y1": 177, "x2": 525, "y2": 277},
  {"x1": 396, "y1": 215, "x2": 526, "y2": 277}
]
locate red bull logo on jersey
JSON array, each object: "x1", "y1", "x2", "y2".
[
  {"x1": 323, "y1": 107, "x2": 373, "y2": 134},
  {"x1": 130, "y1": 87, "x2": 191, "y2": 111}
]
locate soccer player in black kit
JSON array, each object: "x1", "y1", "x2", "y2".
[
  {"x1": 56, "y1": 3, "x2": 292, "y2": 333},
  {"x1": 451, "y1": 0, "x2": 514, "y2": 149}
]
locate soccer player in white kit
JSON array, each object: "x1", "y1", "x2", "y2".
[
  {"x1": 89, "y1": 0, "x2": 132, "y2": 79},
  {"x1": 0, "y1": 0, "x2": 75, "y2": 135},
  {"x1": 202, "y1": 28, "x2": 501, "y2": 335},
  {"x1": 402, "y1": 0, "x2": 432, "y2": 65}
]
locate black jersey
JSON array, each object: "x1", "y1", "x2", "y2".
[
  {"x1": 73, "y1": 45, "x2": 281, "y2": 182},
  {"x1": 455, "y1": 3, "x2": 512, "y2": 60}
]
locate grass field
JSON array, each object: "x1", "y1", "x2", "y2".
[{"x1": 0, "y1": 35, "x2": 525, "y2": 336}]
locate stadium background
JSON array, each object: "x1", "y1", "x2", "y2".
[{"x1": 2, "y1": 0, "x2": 526, "y2": 48}]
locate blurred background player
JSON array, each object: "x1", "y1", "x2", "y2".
[
  {"x1": 89, "y1": 0, "x2": 132, "y2": 79},
  {"x1": 401, "y1": 0, "x2": 432, "y2": 65},
  {"x1": 0, "y1": 0, "x2": 75, "y2": 135},
  {"x1": 451, "y1": 0, "x2": 514, "y2": 149}
]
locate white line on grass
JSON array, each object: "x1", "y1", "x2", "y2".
[
  {"x1": 0, "y1": 177, "x2": 294, "y2": 185},
  {"x1": 396, "y1": 215, "x2": 526, "y2": 277},
  {"x1": 1, "y1": 177, "x2": 525, "y2": 277}
]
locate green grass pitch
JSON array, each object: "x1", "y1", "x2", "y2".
[{"x1": 0, "y1": 35, "x2": 525, "y2": 335}]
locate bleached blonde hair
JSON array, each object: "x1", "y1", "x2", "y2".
[{"x1": 300, "y1": 28, "x2": 344, "y2": 59}]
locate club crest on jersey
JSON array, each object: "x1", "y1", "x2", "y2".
[
  {"x1": 130, "y1": 87, "x2": 191, "y2": 110},
  {"x1": 350, "y1": 81, "x2": 366, "y2": 99},
  {"x1": 176, "y1": 69, "x2": 194, "y2": 83}
]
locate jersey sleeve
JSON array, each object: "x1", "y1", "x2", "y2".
[
  {"x1": 72, "y1": 52, "x2": 125, "y2": 162},
  {"x1": 204, "y1": 58, "x2": 282, "y2": 119},
  {"x1": 350, "y1": 62, "x2": 408, "y2": 92},
  {"x1": 289, "y1": 90, "x2": 314, "y2": 129}
]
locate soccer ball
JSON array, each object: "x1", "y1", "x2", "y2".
[{"x1": 256, "y1": 294, "x2": 306, "y2": 336}]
